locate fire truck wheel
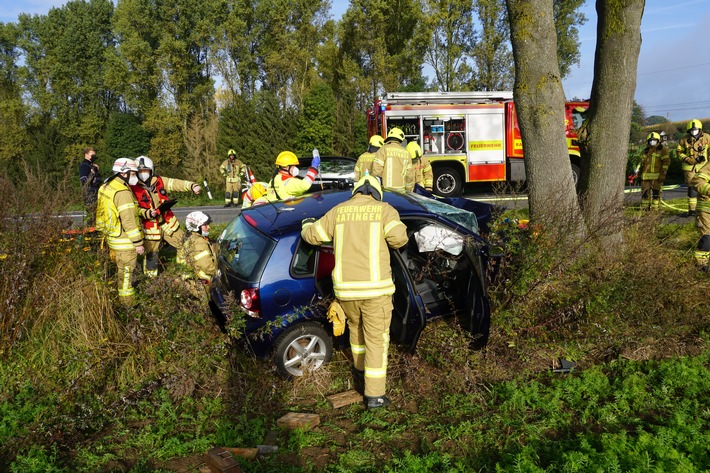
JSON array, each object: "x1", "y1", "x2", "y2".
[
  {"x1": 434, "y1": 167, "x2": 462, "y2": 197},
  {"x1": 571, "y1": 163, "x2": 581, "y2": 187}
]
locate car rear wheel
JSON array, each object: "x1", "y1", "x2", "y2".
[
  {"x1": 434, "y1": 166, "x2": 462, "y2": 197},
  {"x1": 273, "y1": 322, "x2": 333, "y2": 378}
]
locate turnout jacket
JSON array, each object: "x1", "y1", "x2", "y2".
[
  {"x1": 301, "y1": 194, "x2": 408, "y2": 301},
  {"x1": 96, "y1": 176, "x2": 147, "y2": 250},
  {"x1": 640, "y1": 143, "x2": 670, "y2": 181},
  {"x1": 131, "y1": 175, "x2": 197, "y2": 240},
  {"x1": 182, "y1": 233, "x2": 217, "y2": 281},
  {"x1": 412, "y1": 155, "x2": 434, "y2": 190},
  {"x1": 354, "y1": 150, "x2": 378, "y2": 181},
  {"x1": 265, "y1": 167, "x2": 318, "y2": 202},
  {"x1": 677, "y1": 132, "x2": 710, "y2": 172},
  {"x1": 371, "y1": 141, "x2": 414, "y2": 192},
  {"x1": 220, "y1": 158, "x2": 246, "y2": 184}
]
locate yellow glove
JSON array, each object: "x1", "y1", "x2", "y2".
[{"x1": 327, "y1": 300, "x2": 346, "y2": 336}]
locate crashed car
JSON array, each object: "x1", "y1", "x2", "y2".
[{"x1": 210, "y1": 188, "x2": 493, "y2": 377}]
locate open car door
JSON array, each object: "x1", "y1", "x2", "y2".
[{"x1": 388, "y1": 249, "x2": 427, "y2": 352}]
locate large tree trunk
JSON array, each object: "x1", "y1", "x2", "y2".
[
  {"x1": 578, "y1": 0, "x2": 644, "y2": 250},
  {"x1": 506, "y1": 0, "x2": 584, "y2": 236}
]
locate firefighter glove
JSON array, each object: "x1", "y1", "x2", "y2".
[
  {"x1": 311, "y1": 155, "x2": 321, "y2": 169},
  {"x1": 327, "y1": 300, "x2": 346, "y2": 336}
]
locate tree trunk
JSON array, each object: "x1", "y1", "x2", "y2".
[
  {"x1": 578, "y1": 0, "x2": 644, "y2": 251},
  {"x1": 506, "y1": 0, "x2": 584, "y2": 237}
]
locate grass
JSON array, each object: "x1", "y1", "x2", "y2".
[{"x1": 1, "y1": 173, "x2": 709, "y2": 472}]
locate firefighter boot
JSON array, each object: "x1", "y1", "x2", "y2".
[
  {"x1": 365, "y1": 395, "x2": 391, "y2": 410},
  {"x1": 351, "y1": 367, "x2": 365, "y2": 395}
]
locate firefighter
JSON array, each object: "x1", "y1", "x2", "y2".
[
  {"x1": 263, "y1": 151, "x2": 320, "y2": 202},
  {"x1": 406, "y1": 141, "x2": 433, "y2": 192},
  {"x1": 371, "y1": 127, "x2": 414, "y2": 192},
  {"x1": 354, "y1": 135, "x2": 385, "y2": 180},
  {"x1": 220, "y1": 149, "x2": 247, "y2": 207},
  {"x1": 677, "y1": 119, "x2": 710, "y2": 217},
  {"x1": 639, "y1": 132, "x2": 670, "y2": 211},
  {"x1": 96, "y1": 158, "x2": 149, "y2": 306},
  {"x1": 301, "y1": 174, "x2": 408, "y2": 409},
  {"x1": 131, "y1": 156, "x2": 201, "y2": 277},
  {"x1": 78, "y1": 147, "x2": 102, "y2": 225},
  {"x1": 181, "y1": 211, "x2": 217, "y2": 296},
  {"x1": 691, "y1": 169, "x2": 710, "y2": 271},
  {"x1": 241, "y1": 182, "x2": 268, "y2": 209}
]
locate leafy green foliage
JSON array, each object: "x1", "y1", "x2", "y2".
[
  {"x1": 105, "y1": 112, "x2": 151, "y2": 161},
  {"x1": 295, "y1": 82, "x2": 336, "y2": 155}
]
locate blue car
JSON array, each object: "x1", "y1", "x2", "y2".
[{"x1": 210, "y1": 188, "x2": 493, "y2": 378}]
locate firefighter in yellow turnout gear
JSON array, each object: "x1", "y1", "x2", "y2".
[
  {"x1": 301, "y1": 175, "x2": 408, "y2": 409},
  {"x1": 220, "y1": 149, "x2": 247, "y2": 207},
  {"x1": 131, "y1": 156, "x2": 201, "y2": 278},
  {"x1": 371, "y1": 127, "x2": 415, "y2": 192},
  {"x1": 354, "y1": 135, "x2": 385, "y2": 180},
  {"x1": 639, "y1": 132, "x2": 670, "y2": 211},
  {"x1": 181, "y1": 211, "x2": 217, "y2": 297},
  {"x1": 96, "y1": 158, "x2": 150, "y2": 306},
  {"x1": 263, "y1": 151, "x2": 320, "y2": 202},
  {"x1": 677, "y1": 119, "x2": 710, "y2": 217},
  {"x1": 406, "y1": 141, "x2": 434, "y2": 192}
]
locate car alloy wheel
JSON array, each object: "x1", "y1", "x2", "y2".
[{"x1": 273, "y1": 322, "x2": 333, "y2": 378}]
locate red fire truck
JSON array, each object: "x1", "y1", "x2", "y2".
[{"x1": 366, "y1": 91, "x2": 588, "y2": 196}]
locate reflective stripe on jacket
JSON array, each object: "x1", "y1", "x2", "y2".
[
  {"x1": 96, "y1": 177, "x2": 144, "y2": 250},
  {"x1": 301, "y1": 193, "x2": 408, "y2": 300},
  {"x1": 413, "y1": 155, "x2": 434, "y2": 189},
  {"x1": 131, "y1": 175, "x2": 189, "y2": 239}
]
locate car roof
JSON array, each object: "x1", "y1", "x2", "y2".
[{"x1": 241, "y1": 189, "x2": 446, "y2": 239}]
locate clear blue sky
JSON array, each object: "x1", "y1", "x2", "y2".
[{"x1": 3, "y1": 0, "x2": 709, "y2": 123}]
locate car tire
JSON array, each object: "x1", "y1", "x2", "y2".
[
  {"x1": 434, "y1": 166, "x2": 462, "y2": 197},
  {"x1": 273, "y1": 322, "x2": 333, "y2": 378}
]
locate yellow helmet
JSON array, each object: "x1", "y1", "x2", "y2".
[
  {"x1": 406, "y1": 141, "x2": 422, "y2": 159},
  {"x1": 646, "y1": 132, "x2": 661, "y2": 142},
  {"x1": 387, "y1": 127, "x2": 405, "y2": 142},
  {"x1": 687, "y1": 119, "x2": 702, "y2": 132},
  {"x1": 352, "y1": 174, "x2": 383, "y2": 201},
  {"x1": 369, "y1": 135, "x2": 385, "y2": 148},
  {"x1": 250, "y1": 182, "x2": 267, "y2": 200},
  {"x1": 227, "y1": 148, "x2": 237, "y2": 157},
  {"x1": 275, "y1": 150, "x2": 299, "y2": 167}
]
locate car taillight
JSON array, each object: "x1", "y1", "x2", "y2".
[{"x1": 240, "y1": 288, "x2": 261, "y2": 318}]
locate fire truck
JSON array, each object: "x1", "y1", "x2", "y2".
[{"x1": 366, "y1": 91, "x2": 589, "y2": 196}]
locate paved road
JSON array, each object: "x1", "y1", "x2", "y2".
[{"x1": 60, "y1": 184, "x2": 692, "y2": 228}]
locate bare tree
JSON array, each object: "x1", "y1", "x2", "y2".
[{"x1": 506, "y1": 0, "x2": 644, "y2": 251}]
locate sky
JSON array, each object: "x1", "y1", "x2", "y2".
[{"x1": 2, "y1": 0, "x2": 709, "y2": 123}]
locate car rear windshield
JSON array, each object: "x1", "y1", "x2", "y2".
[
  {"x1": 218, "y1": 216, "x2": 276, "y2": 282},
  {"x1": 406, "y1": 193, "x2": 480, "y2": 234}
]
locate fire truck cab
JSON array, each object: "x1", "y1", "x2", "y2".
[{"x1": 366, "y1": 91, "x2": 588, "y2": 197}]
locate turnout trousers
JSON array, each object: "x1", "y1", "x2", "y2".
[
  {"x1": 143, "y1": 226, "x2": 186, "y2": 277},
  {"x1": 340, "y1": 295, "x2": 394, "y2": 397},
  {"x1": 113, "y1": 249, "x2": 138, "y2": 305}
]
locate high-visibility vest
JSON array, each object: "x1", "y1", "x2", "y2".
[{"x1": 131, "y1": 176, "x2": 180, "y2": 240}]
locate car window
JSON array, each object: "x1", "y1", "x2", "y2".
[
  {"x1": 298, "y1": 157, "x2": 355, "y2": 178},
  {"x1": 292, "y1": 238, "x2": 316, "y2": 277},
  {"x1": 218, "y1": 216, "x2": 276, "y2": 282},
  {"x1": 405, "y1": 193, "x2": 479, "y2": 234}
]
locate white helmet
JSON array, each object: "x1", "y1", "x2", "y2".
[
  {"x1": 112, "y1": 158, "x2": 138, "y2": 174},
  {"x1": 136, "y1": 155, "x2": 154, "y2": 172},
  {"x1": 185, "y1": 211, "x2": 211, "y2": 232}
]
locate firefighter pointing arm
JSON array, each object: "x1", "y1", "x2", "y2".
[{"x1": 301, "y1": 174, "x2": 408, "y2": 409}]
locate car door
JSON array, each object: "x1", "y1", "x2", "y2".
[{"x1": 388, "y1": 248, "x2": 426, "y2": 352}]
